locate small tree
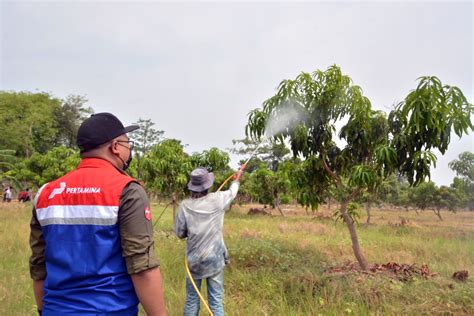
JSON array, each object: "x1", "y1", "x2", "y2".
[
  {"x1": 247, "y1": 65, "x2": 472, "y2": 270},
  {"x1": 230, "y1": 137, "x2": 290, "y2": 171},
  {"x1": 129, "y1": 118, "x2": 165, "y2": 179},
  {"x1": 54, "y1": 95, "x2": 94, "y2": 148},
  {"x1": 432, "y1": 185, "x2": 461, "y2": 220},
  {"x1": 411, "y1": 181, "x2": 437, "y2": 212},
  {"x1": 140, "y1": 139, "x2": 192, "y2": 221},
  {"x1": 129, "y1": 118, "x2": 164, "y2": 157},
  {"x1": 247, "y1": 163, "x2": 292, "y2": 216},
  {"x1": 449, "y1": 151, "x2": 474, "y2": 211}
]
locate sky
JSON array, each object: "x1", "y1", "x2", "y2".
[{"x1": 1, "y1": 0, "x2": 472, "y2": 185}]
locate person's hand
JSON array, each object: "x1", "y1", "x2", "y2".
[
  {"x1": 233, "y1": 170, "x2": 244, "y2": 181},
  {"x1": 233, "y1": 162, "x2": 247, "y2": 181}
]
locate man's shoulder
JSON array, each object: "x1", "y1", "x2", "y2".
[{"x1": 121, "y1": 181, "x2": 147, "y2": 199}]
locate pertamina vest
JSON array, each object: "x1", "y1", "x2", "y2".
[{"x1": 35, "y1": 158, "x2": 139, "y2": 315}]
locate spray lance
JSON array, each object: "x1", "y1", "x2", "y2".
[{"x1": 216, "y1": 142, "x2": 262, "y2": 191}]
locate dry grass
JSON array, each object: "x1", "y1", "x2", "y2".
[{"x1": 1, "y1": 201, "x2": 473, "y2": 315}]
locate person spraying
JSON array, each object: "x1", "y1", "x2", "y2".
[{"x1": 174, "y1": 165, "x2": 245, "y2": 316}]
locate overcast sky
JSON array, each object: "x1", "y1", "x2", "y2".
[{"x1": 1, "y1": 1, "x2": 472, "y2": 185}]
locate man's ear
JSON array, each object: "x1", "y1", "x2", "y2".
[{"x1": 109, "y1": 140, "x2": 120, "y2": 155}]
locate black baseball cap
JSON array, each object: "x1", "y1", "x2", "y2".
[{"x1": 77, "y1": 112, "x2": 139, "y2": 152}]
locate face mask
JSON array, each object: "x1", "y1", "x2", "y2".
[
  {"x1": 123, "y1": 150, "x2": 133, "y2": 171},
  {"x1": 111, "y1": 144, "x2": 132, "y2": 171}
]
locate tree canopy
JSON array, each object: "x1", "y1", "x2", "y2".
[{"x1": 246, "y1": 65, "x2": 473, "y2": 270}]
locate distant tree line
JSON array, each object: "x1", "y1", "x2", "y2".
[{"x1": 0, "y1": 90, "x2": 472, "y2": 221}]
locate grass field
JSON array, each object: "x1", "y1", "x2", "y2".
[{"x1": 0, "y1": 202, "x2": 473, "y2": 315}]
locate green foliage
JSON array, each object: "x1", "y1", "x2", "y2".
[
  {"x1": 129, "y1": 118, "x2": 164, "y2": 157},
  {"x1": 433, "y1": 186, "x2": 462, "y2": 212},
  {"x1": 390, "y1": 77, "x2": 473, "y2": 185},
  {"x1": 231, "y1": 138, "x2": 290, "y2": 171},
  {"x1": 190, "y1": 147, "x2": 230, "y2": 173},
  {"x1": 449, "y1": 152, "x2": 474, "y2": 211},
  {"x1": 0, "y1": 149, "x2": 21, "y2": 189},
  {"x1": 0, "y1": 92, "x2": 94, "y2": 156},
  {"x1": 53, "y1": 95, "x2": 93, "y2": 148},
  {"x1": 189, "y1": 147, "x2": 232, "y2": 188},
  {"x1": 246, "y1": 65, "x2": 393, "y2": 210},
  {"x1": 248, "y1": 164, "x2": 278, "y2": 206},
  {"x1": 410, "y1": 182, "x2": 437, "y2": 211},
  {"x1": 0, "y1": 92, "x2": 62, "y2": 157},
  {"x1": 449, "y1": 151, "x2": 474, "y2": 181},
  {"x1": 9, "y1": 147, "x2": 80, "y2": 188},
  {"x1": 140, "y1": 139, "x2": 192, "y2": 198},
  {"x1": 0, "y1": 149, "x2": 16, "y2": 171},
  {"x1": 291, "y1": 157, "x2": 329, "y2": 209},
  {"x1": 333, "y1": 202, "x2": 361, "y2": 224},
  {"x1": 246, "y1": 65, "x2": 472, "y2": 268}
]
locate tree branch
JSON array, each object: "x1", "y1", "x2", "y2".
[{"x1": 321, "y1": 156, "x2": 342, "y2": 188}]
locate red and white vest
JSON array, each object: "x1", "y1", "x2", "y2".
[{"x1": 35, "y1": 158, "x2": 139, "y2": 315}]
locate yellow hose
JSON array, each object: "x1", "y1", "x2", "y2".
[
  {"x1": 217, "y1": 174, "x2": 235, "y2": 192},
  {"x1": 185, "y1": 258, "x2": 214, "y2": 316}
]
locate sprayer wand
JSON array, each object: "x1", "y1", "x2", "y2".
[{"x1": 216, "y1": 141, "x2": 262, "y2": 191}]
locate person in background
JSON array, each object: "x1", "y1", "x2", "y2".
[
  {"x1": 5, "y1": 186, "x2": 12, "y2": 202},
  {"x1": 175, "y1": 166, "x2": 244, "y2": 316},
  {"x1": 29, "y1": 113, "x2": 167, "y2": 316},
  {"x1": 19, "y1": 188, "x2": 31, "y2": 202}
]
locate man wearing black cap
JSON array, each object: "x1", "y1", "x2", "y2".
[{"x1": 29, "y1": 113, "x2": 167, "y2": 315}]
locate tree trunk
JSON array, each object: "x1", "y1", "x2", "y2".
[
  {"x1": 434, "y1": 208, "x2": 443, "y2": 221},
  {"x1": 328, "y1": 198, "x2": 331, "y2": 212},
  {"x1": 275, "y1": 198, "x2": 284, "y2": 217},
  {"x1": 172, "y1": 193, "x2": 177, "y2": 225},
  {"x1": 340, "y1": 200, "x2": 369, "y2": 270},
  {"x1": 366, "y1": 202, "x2": 372, "y2": 224}
]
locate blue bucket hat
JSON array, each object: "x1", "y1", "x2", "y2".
[{"x1": 187, "y1": 167, "x2": 214, "y2": 192}]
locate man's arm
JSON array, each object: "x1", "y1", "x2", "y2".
[
  {"x1": 218, "y1": 181, "x2": 240, "y2": 210},
  {"x1": 29, "y1": 206, "x2": 46, "y2": 312},
  {"x1": 130, "y1": 268, "x2": 166, "y2": 316},
  {"x1": 119, "y1": 182, "x2": 167, "y2": 315},
  {"x1": 174, "y1": 204, "x2": 187, "y2": 239},
  {"x1": 33, "y1": 280, "x2": 44, "y2": 311}
]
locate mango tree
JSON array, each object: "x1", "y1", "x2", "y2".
[
  {"x1": 140, "y1": 139, "x2": 192, "y2": 222},
  {"x1": 433, "y1": 186, "x2": 462, "y2": 220},
  {"x1": 231, "y1": 138, "x2": 290, "y2": 171},
  {"x1": 247, "y1": 65, "x2": 472, "y2": 270},
  {"x1": 410, "y1": 181, "x2": 437, "y2": 213},
  {"x1": 449, "y1": 151, "x2": 474, "y2": 210},
  {"x1": 247, "y1": 162, "x2": 292, "y2": 216},
  {"x1": 129, "y1": 118, "x2": 164, "y2": 179},
  {"x1": 190, "y1": 147, "x2": 232, "y2": 188}
]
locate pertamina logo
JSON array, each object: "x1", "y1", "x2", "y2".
[
  {"x1": 48, "y1": 182, "x2": 102, "y2": 199},
  {"x1": 144, "y1": 207, "x2": 152, "y2": 221},
  {"x1": 48, "y1": 182, "x2": 66, "y2": 199}
]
